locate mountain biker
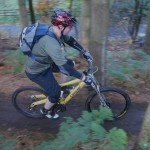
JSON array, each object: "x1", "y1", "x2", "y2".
[{"x1": 25, "y1": 9, "x2": 93, "y2": 119}]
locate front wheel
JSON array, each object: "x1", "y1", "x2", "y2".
[
  {"x1": 12, "y1": 86, "x2": 48, "y2": 118},
  {"x1": 85, "y1": 87, "x2": 131, "y2": 120}
]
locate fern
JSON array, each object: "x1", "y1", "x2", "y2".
[
  {"x1": 34, "y1": 107, "x2": 127, "y2": 150},
  {"x1": 105, "y1": 128, "x2": 127, "y2": 150},
  {"x1": 107, "y1": 49, "x2": 150, "y2": 87}
]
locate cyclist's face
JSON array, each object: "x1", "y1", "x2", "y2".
[{"x1": 63, "y1": 26, "x2": 73, "y2": 35}]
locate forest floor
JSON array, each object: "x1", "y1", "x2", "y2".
[{"x1": 0, "y1": 38, "x2": 150, "y2": 150}]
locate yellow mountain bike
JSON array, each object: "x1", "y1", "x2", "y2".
[{"x1": 12, "y1": 59, "x2": 131, "y2": 120}]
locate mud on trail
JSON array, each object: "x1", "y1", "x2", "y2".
[{"x1": 0, "y1": 71, "x2": 150, "y2": 149}]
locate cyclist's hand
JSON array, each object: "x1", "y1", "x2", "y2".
[
  {"x1": 83, "y1": 51, "x2": 93, "y2": 60},
  {"x1": 82, "y1": 75, "x2": 93, "y2": 85}
]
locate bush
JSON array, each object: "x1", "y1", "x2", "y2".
[{"x1": 34, "y1": 107, "x2": 127, "y2": 150}]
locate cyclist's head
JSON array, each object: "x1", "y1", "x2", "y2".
[{"x1": 51, "y1": 9, "x2": 78, "y2": 28}]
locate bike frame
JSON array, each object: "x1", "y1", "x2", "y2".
[
  {"x1": 12, "y1": 56, "x2": 130, "y2": 120},
  {"x1": 30, "y1": 79, "x2": 86, "y2": 107}
]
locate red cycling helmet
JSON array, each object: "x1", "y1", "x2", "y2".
[{"x1": 51, "y1": 9, "x2": 78, "y2": 27}]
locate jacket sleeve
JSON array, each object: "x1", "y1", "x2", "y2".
[{"x1": 58, "y1": 61, "x2": 82, "y2": 79}]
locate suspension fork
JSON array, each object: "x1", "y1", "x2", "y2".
[{"x1": 92, "y1": 80, "x2": 108, "y2": 107}]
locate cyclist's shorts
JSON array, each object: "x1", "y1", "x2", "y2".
[{"x1": 26, "y1": 68, "x2": 61, "y2": 103}]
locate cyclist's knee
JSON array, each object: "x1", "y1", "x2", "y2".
[
  {"x1": 48, "y1": 89, "x2": 62, "y2": 103},
  {"x1": 48, "y1": 97, "x2": 59, "y2": 103}
]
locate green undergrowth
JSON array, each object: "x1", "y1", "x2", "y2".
[
  {"x1": 33, "y1": 107, "x2": 128, "y2": 150},
  {"x1": 0, "y1": 134, "x2": 15, "y2": 150},
  {"x1": 106, "y1": 49, "x2": 150, "y2": 87},
  {"x1": 139, "y1": 139, "x2": 150, "y2": 150},
  {"x1": 3, "y1": 48, "x2": 26, "y2": 74}
]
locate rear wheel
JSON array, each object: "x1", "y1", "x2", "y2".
[
  {"x1": 12, "y1": 86, "x2": 47, "y2": 118},
  {"x1": 85, "y1": 87, "x2": 131, "y2": 120}
]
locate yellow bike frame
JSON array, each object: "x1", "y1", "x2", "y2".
[{"x1": 30, "y1": 79, "x2": 86, "y2": 107}]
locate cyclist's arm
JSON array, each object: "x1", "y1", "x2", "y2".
[
  {"x1": 63, "y1": 36, "x2": 93, "y2": 60},
  {"x1": 63, "y1": 36, "x2": 85, "y2": 53},
  {"x1": 58, "y1": 62, "x2": 82, "y2": 79}
]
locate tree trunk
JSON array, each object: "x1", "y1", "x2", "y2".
[
  {"x1": 134, "y1": 102, "x2": 150, "y2": 150},
  {"x1": 80, "y1": 0, "x2": 91, "y2": 50},
  {"x1": 28, "y1": 0, "x2": 35, "y2": 24},
  {"x1": 143, "y1": 12, "x2": 150, "y2": 55},
  {"x1": 90, "y1": 0, "x2": 109, "y2": 85},
  {"x1": 18, "y1": 0, "x2": 29, "y2": 28},
  {"x1": 68, "y1": 0, "x2": 74, "y2": 12}
]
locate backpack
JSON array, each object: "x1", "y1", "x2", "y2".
[{"x1": 19, "y1": 23, "x2": 60, "y2": 58}]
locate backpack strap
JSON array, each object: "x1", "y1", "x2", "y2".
[
  {"x1": 46, "y1": 26, "x2": 66, "y2": 47},
  {"x1": 46, "y1": 31, "x2": 61, "y2": 45},
  {"x1": 31, "y1": 30, "x2": 63, "y2": 64}
]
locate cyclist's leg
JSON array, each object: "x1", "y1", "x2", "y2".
[
  {"x1": 60, "y1": 73, "x2": 68, "y2": 83},
  {"x1": 26, "y1": 68, "x2": 61, "y2": 118}
]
